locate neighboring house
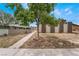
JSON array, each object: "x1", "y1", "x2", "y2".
[
  {"x1": 0, "y1": 10, "x2": 17, "y2": 26},
  {"x1": 0, "y1": 25, "x2": 32, "y2": 36},
  {"x1": 72, "y1": 24, "x2": 79, "y2": 31},
  {"x1": 0, "y1": 10, "x2": 32, "y2": 36}
]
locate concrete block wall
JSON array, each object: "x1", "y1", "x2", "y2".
[
  {"x1": 46, "y1": 25, "x2": 50, "y2": 33},
  {"x1": 67, "y1": 22, "x2": 72, "y2": 33},
  {"x1": 50, "y1": 26, "x2": 55, "y2": 33},
  {"x1": 55, "y1": 24, "x2": 59, "y2": 33},
  {"x1": 64, "y1": 23, "x2": 68, "y2": 33},
  {"x1": 39, "y1": 22, "x2": 72, "y2": 33}
]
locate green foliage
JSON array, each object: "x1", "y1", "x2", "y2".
[
  {"x1": 28, "y1": 3, "x2": 54, "y2": 18},
  {"x1": 28, "y1": 3, "x2": 59, "y2": 27},
  {"x1": 40, "y1": 12, "x2": 53, "y2": 24},
  {"x1": 40, "y1": 12, "x2": 59, "y2": 26},
  {"x1": 16, "y1": 9, "x2": 35, "y2": 26},
  {"x1": 7, "y1": 3, "x2": 59, "y2": 27},
  {"x1": 7, "y1": 3, "x2": 35, "y2": 26},
  {"x1": 7, "y1": 3, "x2": 24, "y2": 16}
]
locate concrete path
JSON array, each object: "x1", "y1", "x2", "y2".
[
  {"x1": 9, "y1": 31, "x2": 36, "y2": 49},
  {"x1": 1, "y1": 48, "x2": 79, "y2": 56}
]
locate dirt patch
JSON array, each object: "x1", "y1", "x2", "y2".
[
  {"x1": 0, "y1": 34, "x2": 27, "y2": 48},
  {"x1": 21, "y1": 34, "x2": 79, "y2": 49}
]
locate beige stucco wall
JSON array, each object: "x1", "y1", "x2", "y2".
[
  {"x1": 64, "y1": 23, "x2": 68, "y2": 33},
  {"x1": 39, "y1": 24, "x2": 42, "y2": 32},
  {"x1": 55, "y1": 25, "x2": 59, "y2": 33},
  {"x1": 46, "y1": 25, "x2": 50, "y2": 33},
  {"x1": 39, "y1": 23, "x2": 72, "y2": 33}
]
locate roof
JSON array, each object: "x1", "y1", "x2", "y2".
[
  {"x1": 0, "y1": 24, "x2": 30, "y2": 29},
  {"x1": 72, "y1": 24, "x2": 79, "y2": 26}
]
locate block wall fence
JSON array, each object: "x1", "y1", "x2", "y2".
[{"x1": 39, "y1": 22, "x2": 72, "y2": 33}]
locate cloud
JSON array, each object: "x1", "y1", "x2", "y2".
[
  {"x1": 65, "y1": 8, "x2": 70, "y2": 12},
  {"x1": 66, "y1": 11, "x2": 72, "y2": 15},
  {"x1": 65, "y1": 8, "x2": 72, "y2": 15},
  {"x1": 54, "y1": 9, "x2": 61, "y2": 16}
]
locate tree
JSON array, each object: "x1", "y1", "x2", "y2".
[
  {"x1": 7, "y1": 3, "x2": 59, "y2": 39},
  {"x1": 6, "y1": 3, "x2": 35, "y2": 26},
  {"x1": 0, "y1": 10, "x2": 16, "y2": 26},
  {"x1": 6, "y1": 3, "x2": 23, "y2": 16},
  {"x1": 15, "y1": 9, "x2": 35, "y2": 26},
  {"x1": 40, "y1": 12, "x2": 59, "y2": 26},
  {"x1": 28, "y1": 3, "x2": 56, "y2": 39}
]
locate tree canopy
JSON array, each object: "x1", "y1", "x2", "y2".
[
  {"x1": 0, "y1": 10, "x2": 16, "y2": 26},
  {"x1": 6, "y1": 3, "x2": 58, "y2": 26}
]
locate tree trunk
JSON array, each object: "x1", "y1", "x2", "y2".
[
  {"x1": 37, "y1": 9, "x2": 40, "y2": 39},
  {"x1": 37, "y1": 18, "x2": 39, "y2": 39}
]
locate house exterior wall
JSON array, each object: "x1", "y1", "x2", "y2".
[
  {"x1": 0, "y1": 29, "x2": 8, "y2": 36},
  {"x1": 72, "y1": 24, "x2": 79, "y2": 31},
  {"x1": 0, "y1": 26, "x2": 31, "y2": 36}
]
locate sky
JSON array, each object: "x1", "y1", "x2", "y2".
[
  {"x1": 0, "y1": 3, "x2": 79, "y2": 25},
  {"x1": 54, "y1": 3, "x2": 79, "y2": 25}
]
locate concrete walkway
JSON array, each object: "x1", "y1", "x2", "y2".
[
  {"x1": 1, "y1": 48, "x2": 79, "y2": 56},
  {"x1": 9, "y1": 31, "x2": 36, "y2": 49}
]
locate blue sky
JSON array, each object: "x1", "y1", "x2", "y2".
[
  {"x1": 54, "y1": 3, "x2": 79, "y2": 25},
  {"x1": 0, "y1": 3, "x2": 79, "y2": 25}
]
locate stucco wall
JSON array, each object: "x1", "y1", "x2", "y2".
[
  {"x1": 46, "y1": 25, "x2": 50, "y2": 33},
  {"x1": 0, "y1": 29, "x2": 8, "y2": 36},
  {"x1": 55, "y1": 25, "x2": 59, "y2": 33},
  {"x1": 39, "y1": 24, "x2": 42, "y2": 32},
  {"x1": 39, "y1": 22, "x2": 72, "y2": 33},
  {"x1": 64, "y1": 24, "x2": 68, "y2": 33}
]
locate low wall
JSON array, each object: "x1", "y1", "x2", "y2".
[
  {"x1": 8, "y1": 29, "x2": 27, "y2": 35},
  {"x1": 0, "y1": 28, "x2": 32, "y2": 36}
]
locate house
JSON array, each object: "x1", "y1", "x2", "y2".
[
  {"x1": 72, "y1": 24, "x2": 79, "y2": 31},
  {"x1": 0, "y1": 10, "x2": 32, "y2": 36},
  {"x1": 0, "y1": 25, "x2": 32, "y2": 36}
]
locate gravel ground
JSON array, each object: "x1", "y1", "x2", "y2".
[
  {"x1": 21, "y1": 33, "x2": 79, "y2": 49},
  {"x1": 0, "y1": 34, "x2": 27, "y2": 48}
]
